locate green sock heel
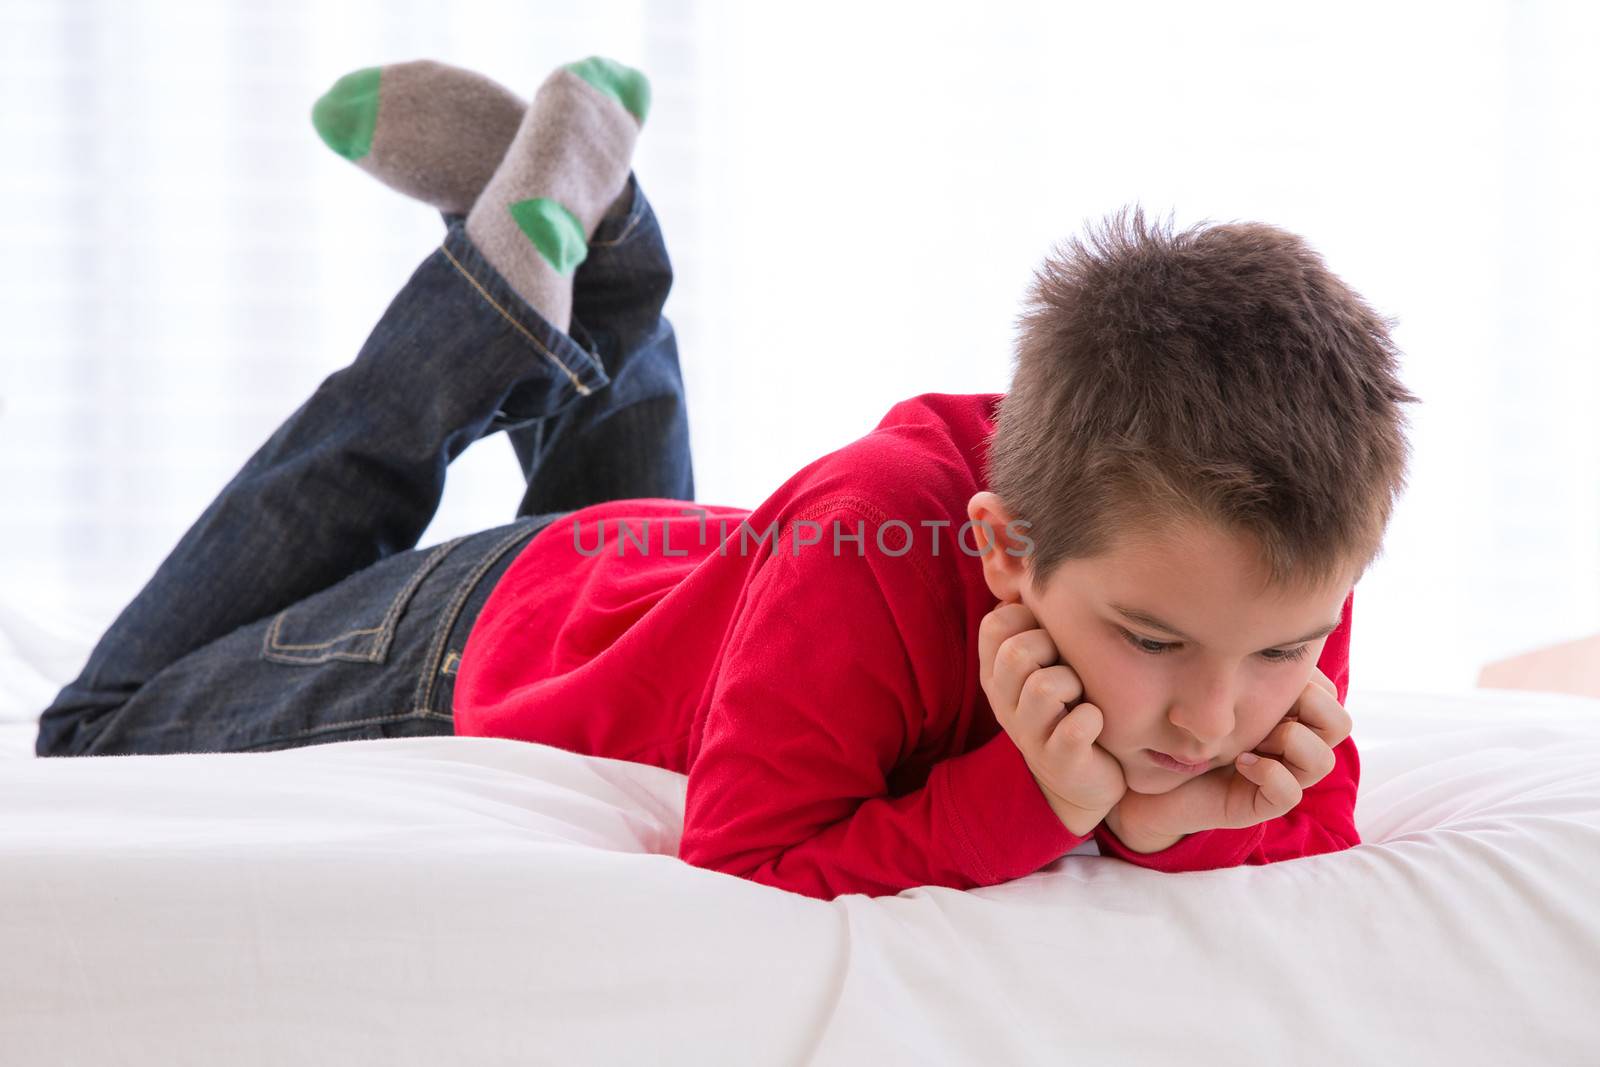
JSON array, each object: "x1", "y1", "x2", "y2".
[{"x1": 508, "y1": 198, "x2": 589, "y2": 276}]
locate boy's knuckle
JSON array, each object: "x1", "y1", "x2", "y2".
[
  {"x1": 1050, "y1": 666, "x2": 1083, "y2": 702},
  {"x1": 1018, "y1": 668, "x2": 1049, "y2": 701},
  {"x1": 1000, "y1": 639, "x2": 1037, "y2": 673}
]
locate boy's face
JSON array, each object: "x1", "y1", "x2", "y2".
[{"x1": 968, "y1": 493, "x2": 1352, "y2": 795}]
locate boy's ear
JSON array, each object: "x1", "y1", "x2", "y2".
[{"x1": 966, "y1": 491, "x2": 1033, "y2": 602}]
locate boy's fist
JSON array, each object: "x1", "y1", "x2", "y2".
[{"x1": 979, "y1": 596, "x2": 1127, "y2": 836}]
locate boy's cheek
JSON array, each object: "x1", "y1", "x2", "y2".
[{"x1": 1088, "y1": 702, "x2": 1152, "y2": 761}]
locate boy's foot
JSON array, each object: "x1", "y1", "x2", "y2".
[
  {"x1": 464, "y1": 56, "x2": 650, "y2": 335},
  {"x1": 310, "y1": 59, "x2": 526, "y2": 217}
]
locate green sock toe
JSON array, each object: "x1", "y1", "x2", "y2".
[
  {"x1": 508, "y1": 197, "x2": 589, "y2": 276},
  {"x1": 311, "y1": 66, "x2": 382, "y2": 161},
  {"x1": 561, "y1": 56, "x2": 651, "y2": 126}
]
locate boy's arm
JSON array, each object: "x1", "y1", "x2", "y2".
[
  {"x1": 678, "y1": 515, "x2": 1088, "y2": 901},
  {"x1": 1094, "y1": 588, "x2": 1360, "y2": 872}
]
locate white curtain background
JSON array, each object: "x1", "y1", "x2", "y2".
[{"x1": 1, "y1": 0, "x2": 1596, "y2": 700}]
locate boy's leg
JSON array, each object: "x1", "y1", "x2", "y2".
[
  {"x1": 316, "y1": 56, "x2": 691, "y2": 512},
  {"x1": 35, "y1": 215, "x2": 610, "y2": 756},
  {"x1": 465, "y1": 169, "x2": 695, "y2": 516}
]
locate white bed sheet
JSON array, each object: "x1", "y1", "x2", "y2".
[{"x1": 3, "y1": 604, "x2": 1599, "y2": 1065}]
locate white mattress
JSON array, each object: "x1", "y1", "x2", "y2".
[{"x1": 3, "y1": 600, "x2": 1600, "y2": 1065}]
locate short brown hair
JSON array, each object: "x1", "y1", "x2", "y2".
[{"x1": 985, "y1": 204, "x2": 1420, "y2": 598}]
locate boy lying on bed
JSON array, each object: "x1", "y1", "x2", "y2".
[{"x1": 34, "y1": 56, "x2": 1419, "y2": 902}]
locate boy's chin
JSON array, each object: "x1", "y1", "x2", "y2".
[{"x1": 1126, "y1": 778, "x2": 1186, "y2": 796}]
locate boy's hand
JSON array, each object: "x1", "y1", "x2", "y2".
[
  {"x1": 979, "y1": 596, "x2": 1128, "y2": 836},
  {"x1": 1106, "y1": 667, "x2": 1352, "y2": 849}
]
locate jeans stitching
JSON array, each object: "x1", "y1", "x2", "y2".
[
  {"x1": 262, "y1": 610, "x2": 385, "y2": 665},
  {"x1": 412, "y1": 522, "x2": 543, "y2": 714},
  {"x1": 261, "y1": 537, "x2": 465, "y2": 665},
  {"x1": 239, "y1": 526, "x2": 535, "y2": 752},
  {"x1": 370, "y1": 536, "x2": 468, "y2": 661},
  {"x1": 438, "y1": 242, "x2": 603, "y2": 391},
  {"x1": 261, "y1": 539, "x2": 455, "y2": 661}
]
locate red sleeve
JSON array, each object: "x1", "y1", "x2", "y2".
[
  {"x1": 678, "y1": 511, "x2": 1087, "y2": 900},
  {"x1": 1094, "y1": 587, "x2": 1361, "y2": 872}
]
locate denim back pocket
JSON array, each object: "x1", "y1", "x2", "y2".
[{"x1": 261, "y1": 536, "x2": 465, "y2": 666}]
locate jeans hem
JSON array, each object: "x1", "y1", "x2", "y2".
[{"x1": 438, "y1": 221, "x2": 611, "y2": 397}]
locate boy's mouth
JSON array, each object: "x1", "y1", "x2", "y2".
[{"x1": 1146, "y1": 749, "x2": 1211, "y2": 774}]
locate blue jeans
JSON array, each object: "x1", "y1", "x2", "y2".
[{"x1": 35, "y1": 171, "x2": 693, "y2": 757}]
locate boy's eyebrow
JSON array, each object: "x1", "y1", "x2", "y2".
[{"x1": 1109, "y1": 603, "x2": 1341, "y2": 647}]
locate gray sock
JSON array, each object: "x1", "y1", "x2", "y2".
[
  {"x1": 464, "y1": 56, "x2": 650, "y2": 334},
  {"x1": 311, "y1": 59, "x2": 527, "y2": 217}
]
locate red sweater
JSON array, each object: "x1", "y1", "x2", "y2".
[{"x1": 453, "y1": 392, "x2": 1359, "y2": 900}]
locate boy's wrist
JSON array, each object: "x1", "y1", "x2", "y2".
[
  {"x1": 1103, "y1": 802, "x2": 1187, "y2": 854},
  {"x1": 1034, "y1": 779, "x2": 1108, "y2": 837}
]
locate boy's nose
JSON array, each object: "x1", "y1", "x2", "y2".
[{"x1": 1166, "y1": 684, "x2": 1237, "y2": 747}]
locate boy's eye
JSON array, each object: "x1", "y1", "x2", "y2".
[
  {"x1": 1118, "y1": 628, "x2": 1311, "y2": 663},
  {"x1": 1121, "y1": 630, "x2": 1177, "y2": 656}
]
